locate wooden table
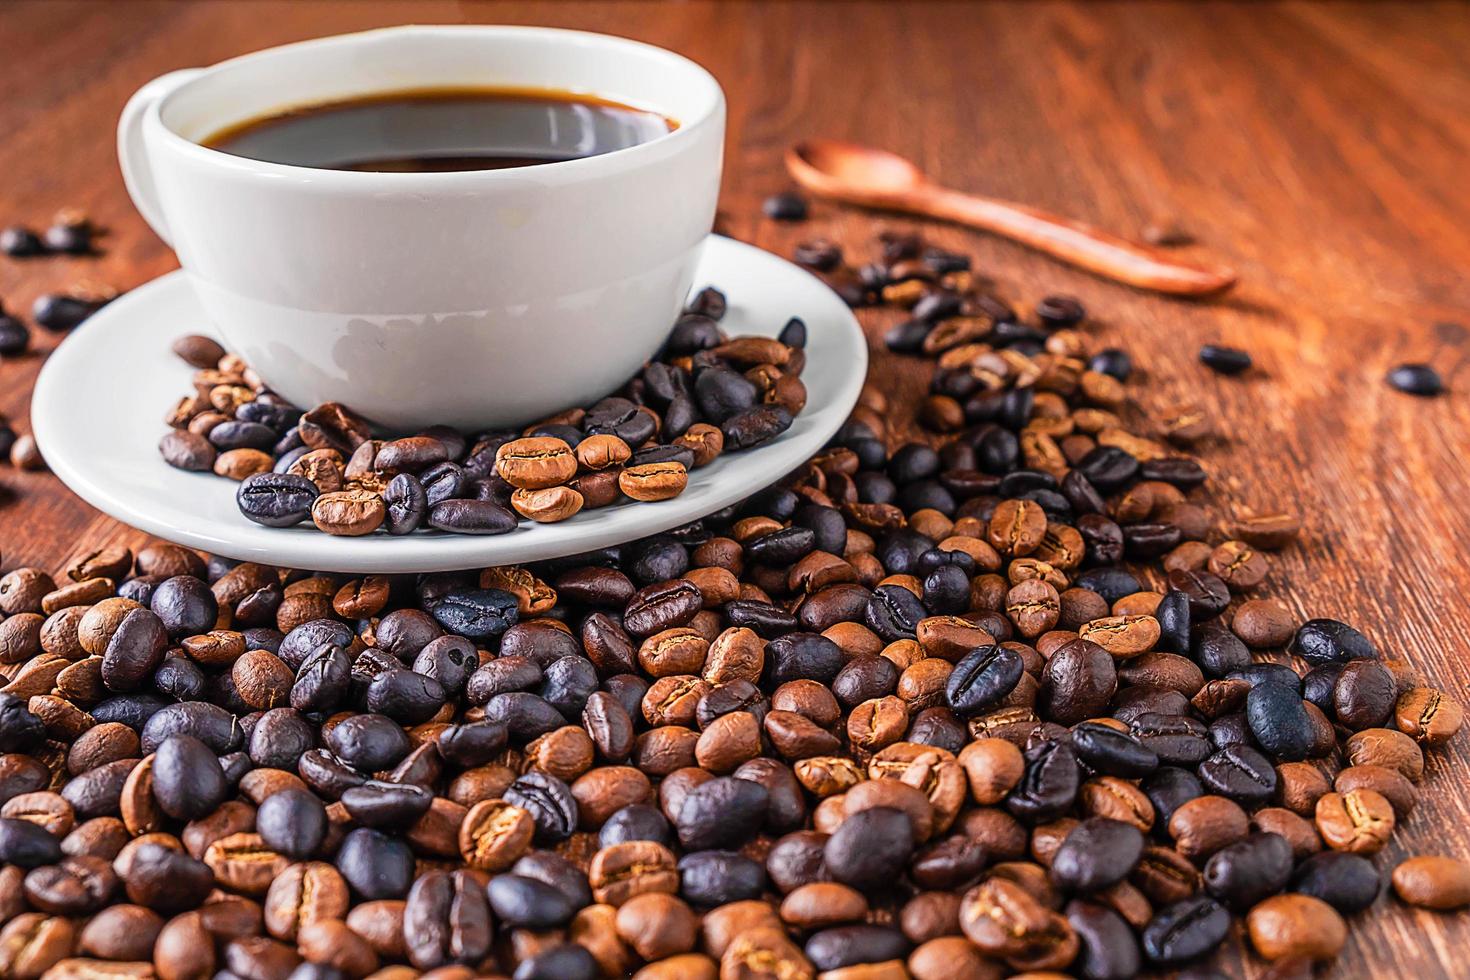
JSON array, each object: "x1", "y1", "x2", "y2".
[{"x1": 1, "y1": 2, "x2": 1466, "y2": 976}]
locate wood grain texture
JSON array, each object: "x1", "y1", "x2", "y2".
[{"x1": 0, "y1": 2, "x2": 1467, "y2": 976}]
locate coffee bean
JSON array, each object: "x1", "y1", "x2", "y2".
[
  {"x1": 1051, "y1": 817, "x2": 1145, "y2": 892},
  {"x1": 1391, "y1": 855, "x2": 1470, "y2": 910},
  {"x1": 1290, "y1": 618, "x2": 1375, "y2": 665},
  {"x1": 1246, "y1": 893, "x2": 1345, "y2": 962},
  {"x1": 1291, "y1": 851, "x2": 1381, "y2": 914},
  {"x1": 762, "y1": 192, "x2": 808, "y2": 221},
  {"x1": 1198, "y1": 744, "x2": 1277, "y2": 805},
  {"x1": 237, "y1": 473, "x2": 318, "y2": 527},
  {"x1": 1198, "y1": 344, "x2": 1251, "y2": 375},
  {"x1": 1203, "y1": 832, "x2": 1293, "y2": 909},
  {"x1": 945, "y1": 644, "x2": 1023, "y2": 717},
  {"x1": 1142, "y1": 896, "x2": 1230, "y2": 964},
  {"x1": 1386, "y1": 363, "x2": 1444, "y2": 396}
]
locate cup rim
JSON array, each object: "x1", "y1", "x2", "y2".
[{"x1": 148, "y1": 24, "x2": 724, "y2": 183}]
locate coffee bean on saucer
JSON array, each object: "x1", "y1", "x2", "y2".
[
  {"x1": 237, "y1": 472, "x2": 319, "y2": 527},
  {"x1": 1385, "y1": 363, "x2": 1443, "y2": 396},
  {"x1": 171, "y1": 335, "x2": 227, "y2": 369},
  {"x1": 1199, "y1": 344, "x2": 1252, "y2": 375},
  {"x1": 312, "y1": 489, "x2": 386, "y2": 536}
]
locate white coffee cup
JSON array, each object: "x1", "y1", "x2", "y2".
[{"x1": 118, "y1": 26, "x2": 725, "y2": 431}]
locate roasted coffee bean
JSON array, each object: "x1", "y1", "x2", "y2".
[
  {"x1": 335, "y1": 827, "x2": 414, "y2": 900},
  {"x1": 1006, "y1": 740, "x2": 1080, "y2": 823},
  {"x1": 1392, "y1": 855, "x2": 1470, "y2": 910},
  {"x1": 237, "y1": 473, "x2": 319, "y2": 527},
  {"x1": 945, "y1": 644, "x2": 1023, "y2": 717},
  {"x1": 1290, "y1": 618, "x2": 1375, "y2": 665},
  {"x1": 1246, "y1": 893, "x2": 1346, "y2": 963},
  {"x1": 256, "y1": 787, "x2": 327, "y2": 859},
  {"x1": 1050, "y1": 818, "x2": 1145, "y2": 892},
  {"x1": 1197, "y1": 745, "x2": 1277, "y2": 806},
  {"x1": 1246, "y1": 682, "x2": 1313, "y2": 761},
  {"x1": 504, "y1": 771, "x2": 579, "y2": 843},
  {"x1": 825, "y1": 807, "x2": 915, "y2": 891},
  {"x1": 1141, "y1": 896, "x2": 1230, "y2": 964},
  {"x1": 1291, "y1": 851, "x2": 1381, "y2": 914},
  {"x1": 1204, "y1": 832, "x2": 1293, "y2": 909},
  {"x1": 488, "y1": 873, "x2": 576, "y2": 928},
  {"x1": 1072, "y1": 722, "x2": 1158, "y2": 778},
  {"x1": 1386, "y1": 363, "x2": 1444, "y2": 396}
]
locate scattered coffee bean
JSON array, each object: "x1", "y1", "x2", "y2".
[
  {"x1": 1199, "y1": 344, "x2": 1252, "y2": 375},
  {"x1": 762, "y1": 192, "x2": 808, "y2": 221},
  {"x1": 1385, "y1": 363, "x2": 1443, "y2": 396}
]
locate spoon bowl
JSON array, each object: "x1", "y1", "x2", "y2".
[
  {"x1": 786, "y1": 138, "x2": 1236, "y2": 297},
  {"x1": 789, "y1": 140, "x2": 927, "y2": 197}
]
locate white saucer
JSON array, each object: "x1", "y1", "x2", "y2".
[{"x1": 33, "y1": 236, "x2": 867, "y2": 573}]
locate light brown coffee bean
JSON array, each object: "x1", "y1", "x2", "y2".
[
  {"x1": 1230, "y1": 598, "x2": 1296, "y2": 648},
  {"x1": 1394, "y1": 686, "x2": 1464, "y2": 746},
  {"x1": 1078, "y1": 776, "x2": 1154, "y2": 831},
  {"x1": 674, "y1": 424, "x2": 724, "y2": 467},
  {"x1": 1246, "y1": 893, "x2": 1345, "y2": 962},
  {"x1": 1208, "y1": 540, "x2": 1269, "y2": 590},
  {"x1": 311, "y1": 489, "x2": 386, "y2": 536},
  {"x1": 345, "y1": 901, "x2": 406, "y2": 960},
  {"x1": 1345, "y1": 728, "x2": 1424, "y2": 781},
  {"x1": 1232, "y1": 513, "x2": 1301, "y2": 550},
  {"x1": 574, "y1": 434, "x2": 633, "y2": 470},
  {"x1": 780, "y1": 882, "x2": 869, "y2": 929},
  {"x1": 1333, "y1": 764, "x2": 1417, "y2": 818},
  {"x1": 1314, "y1": 789, "x2": 1394, "y2": 855},
  {"x1": 914, "y1": 616, "x2": 994, "y2": 663},
  {"x1": 495, "y1": 437, "x2": 577, "y2": 489},
  {"x1": 1077, "y1": 615, "x2": 1159, "y2": 657},
  {"x1": 987, "y1": 500, "x2": 1047, "y2": 557},
  {"x1": 1169, "y1": 795, "x2": 1248, "y2": 860},
  {"x1": 720, "y1": 925, "x2": 813, "y2": 980},
  {"x1": 1392, "y1": 856, "x2": 1470, "y2": 910},
  {"x1": 214, "y1": 448, "x2": 273, "y2": 481},
  {"x1": 525, "y1": 726, "x2": 596, "y2": 783},
  {"x1": 638, "y1": 628, "x2": 709, "y2": 678},
  {"x1": 1251, "y1": 808, "x2": 1321, "y2": 860},
  {"x1": 589, "y1": 841, "x2": 680, "y2": 906},
  {"x1": 203, "y1": 833, "x2": 289, "y2": 896},
  {"x1": 615, "y1": 892, "x2": 697, "y2": 961},
  {"x1": 957, "y1": 738, "x2": 1024, "y2": 805},
  {"x1": 1274, "y1": 762, "x2": 1330, "y2": 816},
  {"x1": 263, "y1": 862, "x2": 349, "y2": 941},
  {"x1": 619, "y1": 462, "x2": 689, "y2": 501},
  {"x1": 694, "y1": 711, "x2": 761, "y2": 774},
  {"x1": 458, "y1": 799, "x2": 533, "y2": 871},
  {"x1": 297, "y1": 918, "x2": 378, "y2": 976},
  {"x1": 1005, "y1": 580, "x2": 1061, "y2": 639},
  {"x1": 511, "y1": 485, "x2": 585, "y2": 522}
]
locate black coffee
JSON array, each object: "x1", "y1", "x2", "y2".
[{"x1": 202, "y1": 87, "x2": 674, "y2": 172}]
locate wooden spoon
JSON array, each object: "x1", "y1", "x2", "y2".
[{"x1": 786, "y1": 139, "x2": 1236, "y2": 297}]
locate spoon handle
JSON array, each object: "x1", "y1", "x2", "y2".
[{"x1": 924, "y1": 188, "x2": 1235, "y2": 296}]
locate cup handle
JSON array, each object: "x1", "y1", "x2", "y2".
[{"x1": 117, "y1": 68, "x2": 204, "y2": 247}]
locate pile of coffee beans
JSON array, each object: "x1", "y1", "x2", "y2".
[
  {"x1": 3, "y1": 229, "x2": 1464, "y2": 980},
  {"x1": 158, "y1": 294, "x2": 808, "y2": 536}
]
